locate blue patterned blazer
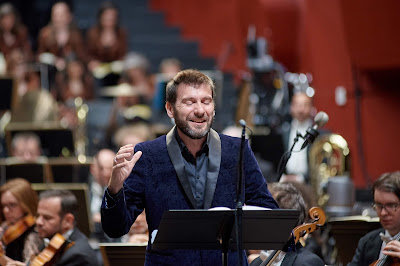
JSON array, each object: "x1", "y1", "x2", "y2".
[{"x1": 101, "y1": 127, "x2": 278, "y2": 265}]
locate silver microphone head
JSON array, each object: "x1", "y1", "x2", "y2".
[
  {"x1": 239, "y1": 119, "x2": 247, "y2": 127},
  {"x1": 314, "y1": 111, "x2": 329, "y2": 128}
]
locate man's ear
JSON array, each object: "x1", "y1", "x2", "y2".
[
  {"x1": 165, "y1": 102, "x2": 174, "y2": 118},
  {"x1": 89, "y1": 163, "x2": 97, "y2": 177},
  {"x1": 61, "y1": 213, "x2": 75, "y2": 232}
]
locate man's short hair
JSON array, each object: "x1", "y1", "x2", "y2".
[
  {"x1": 165, "y1": 69, "x2": 215, "y2": 105},
  {"x1": 373, "y1": 171, "x2": 400, "y2": 201},
  {"x1": 269, "y1": 182, "x2": 307, "y2": 226},
  {"x1": 11, "y1": 132, "x2": 41, "y2": 150},
  {"x1": 39, "y1": 189, "x2": 79, "y2": 221}
]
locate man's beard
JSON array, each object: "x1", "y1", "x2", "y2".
[{"x1": 174, "y1": 113, "x2": 214, "y2": 139}]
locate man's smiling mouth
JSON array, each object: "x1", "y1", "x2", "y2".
[{"x1": 190, "y1": 119, "x2": 206, "y2": 124}]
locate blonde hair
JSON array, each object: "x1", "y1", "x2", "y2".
[{"x1": 0, "y1": 178, "x2": 38, "y2": 220}]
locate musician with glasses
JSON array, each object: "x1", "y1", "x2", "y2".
[{"x1": 348, "y1": 171, "x2": 400, "y2": 265}]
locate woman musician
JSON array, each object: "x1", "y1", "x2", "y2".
[{"x1": 0, "y1": 178, "x2": 42, "y2": 263}]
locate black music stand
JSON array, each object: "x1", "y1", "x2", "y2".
[
  {"x1": 0, "y1": 77, "x2": 15, "y2": 112},
  {"x1": 5, "y1": 122, "x2": 75, "y2": 157},
  {"x1": 0, "y1": 157, "x2": 51, "y2": 184},
  {"x1": 47, "y1": 157, "x2": 93, "y2": 183},
  {"x1": 152, "y1": 209, "x2": 299, "y2": 266}
]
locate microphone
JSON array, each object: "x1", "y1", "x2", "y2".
[
  {"x1": 239, "y1": 119, "x2": 247, "y2": 139},
  {"x1": 300, "y1": 111, "x2": 329, "y2": 150},
  {"x1": 236, "y1": 119, "x2": 247, "y2": 266}
]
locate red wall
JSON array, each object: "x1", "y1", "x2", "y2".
[{"x1": 150, "y1": 0, "x2": 400, "y2": 188}]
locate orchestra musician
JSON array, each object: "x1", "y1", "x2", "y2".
[
  {"x1": 0, "y1": 178, "x2": 42, "y2": 263},
  {"x1": 86, "y1": 1, "x2": 128, "y2": 76},
  {"x1": 37, "y1": 1, "x2": 86, "y2": 71},
  {"x1": 4, "y1": 189, "x2": 98, "y2": 266},
  {"x1": 10, "y1": 132, "x2": 42, "y2": 161},
  {"x1": 348, "y1": 171, "x2": 400, "y2": 265},
  {"x1": 31, "y1": 189, "x2": 98, "y2": 265},
  {"x1": 249, "y1": 182, "x2": 325, "y2": 266}
]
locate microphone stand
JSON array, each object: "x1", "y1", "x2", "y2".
[
  {"x1": 276, "y1": 131, "x2": 303, "y2": 182},
  {"x1": 235, "y1": 121, "x2": 246, "y2": 266}
]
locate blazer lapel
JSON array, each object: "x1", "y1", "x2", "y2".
[
  {"x1": 166, "y1": 127, "x2": 196, "y2": 208},
  {"x1": 281, "y1": 251, "x2": 297, "y2": 265},
  {"x1": 370, "y1": 229, "x2": 385, "y2": 261},
  {"x1": 203, "y1": 129, "x2": 221, "y2": 209}
]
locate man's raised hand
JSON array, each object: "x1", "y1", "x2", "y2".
[{"x1": 108, "y1": 144, "x2": 142, "y2": 195}]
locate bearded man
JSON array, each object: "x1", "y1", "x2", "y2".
[{"x1": 101, "y1": 69, "x2": 278, "y2": 265}]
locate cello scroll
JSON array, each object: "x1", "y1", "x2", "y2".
[{"x1": 293, "y1": 207, "x2": 326, "y2": 243}]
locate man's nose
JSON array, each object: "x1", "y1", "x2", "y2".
[
  {"x1": 194, "y1": 103, "x2": 205, "y2": 115},
  {"x1": 36, "y1": 216, "x2": 43, "y2": 225},
  {"x1": 380, "y1": 207, "x2": 389, "y2": 215}
]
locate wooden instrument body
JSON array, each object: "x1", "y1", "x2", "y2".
[{"x1": 30, "y1": 233, "x2": 71, "y2": 266}]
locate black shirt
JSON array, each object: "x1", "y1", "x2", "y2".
[{"x1": 175, "y1": 129, "x2": 209, "y2": 209}]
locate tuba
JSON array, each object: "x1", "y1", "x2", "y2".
[{"x1": 308, "y1": 133, "x2": 353, "y2": 215}]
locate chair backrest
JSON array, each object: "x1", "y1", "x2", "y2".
[{"x1": 99, "y1": 243, "x2": 146, "y2": 266}]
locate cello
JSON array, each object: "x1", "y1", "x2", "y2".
[
  {"x1": 260, "y1": 207, "x2": 326, "y2": 266},
  {"x1": 370, "y1": 233, "x2": 400, "y2": 266}
]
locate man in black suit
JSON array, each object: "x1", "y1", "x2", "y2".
[
  {"x1": 280, "y1": 92, "x2": 314, "y2": 183},
  {"x1": 348, "y1": 171, "x2": 400, "y2": 265},
  {"x1": 35, "y1": 189, "x2": 98, "y2": 265}
]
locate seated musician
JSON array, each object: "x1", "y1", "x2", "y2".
[
  {"x1": 7, "y1": 190, "x2": 98, "y2": 266},
  {"x1": 0, "y1": 178, "x2": 42, "y2": 263},
  {"x1": 127, "y1": 211, "x2": 149, "y2": 244},
  {"x1": 348, "y1": 171, "x2": 400, "y2": 265},
  {"x1": 34, "y1": 190, "x2": 98, "y2": 265},
  {"x1": 250, "y1": 182, "x2": 325, "y2": 266},
  {"x1": 89, "y1": 148, "x2": 119, "y2": 244},
  {"x1": 10, "y1": 132, "x2": 42, "y2": 162}
]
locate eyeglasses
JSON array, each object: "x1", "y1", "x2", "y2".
[
  {"x1": 372, "y1": 202, "x2": 400, "y2": 213},
  {"x1": 2, "y1": 202, "x2": 19, "y2": 210}
]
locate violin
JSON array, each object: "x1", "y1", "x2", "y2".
[
  {"x1": 1, "y1": 214, "x2": 36, "y2": 245},
  {"x1": 30, "y1": 233, "x2": 74, "y2": 266},
  {"x1": 261, "y1": 207, "x2": 326, "y2": 266}
]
